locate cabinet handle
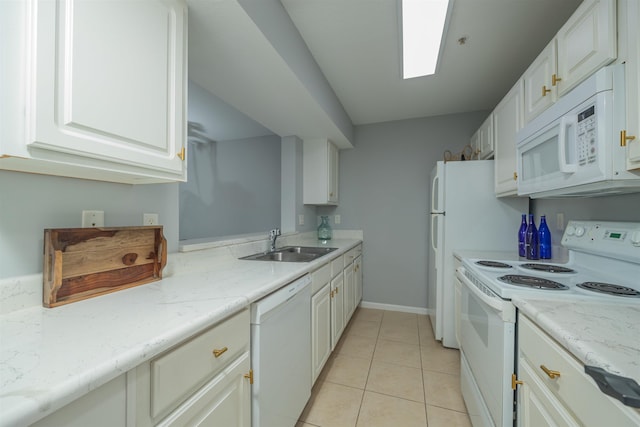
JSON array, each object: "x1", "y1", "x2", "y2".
[
  {"x1": 244, "y1": 369, "x2": 254, "y2": 384},
  {"x1": 212, "y1": 347, "x2": 228, "y2": 358},
  {"x1": 513, "y1": 172, "x2": 518, "y2": 181},
  {"x1": 621, "y1": 130, "x2": 637, "y2": 147},
  {"x1": 542, "y1": 85, "x2": 551, "y2": 96},
  {"x1": 335, "y1": 287, "x2": 339, "y2": 294},
  {"x1": 540, "y1": 365, "x2": 561, "y2": 379},
  {"x1": 177, "y1": 147, "x2": 186, "y2": 161},
  {"x1": 552, "y1": 74, "x2": 562, "y2": 86},
  {"x1": 511, "y1": 373, "x2": 523, "y2": 390}
]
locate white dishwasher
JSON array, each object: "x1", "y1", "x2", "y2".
[{"x1": 251, "y1": 274, "x2": 312, "y2": 427}]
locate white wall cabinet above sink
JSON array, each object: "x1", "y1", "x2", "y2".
[
  {"x1": 0, "y1": 0, "x2": 188, "y2": 184},
  {"x1": 303, "y1": 138, "x2": 339, "y2": 205}
]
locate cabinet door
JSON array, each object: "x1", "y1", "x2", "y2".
[
  {"x1": 311, "y1": 283, "x2": 332, "y2": 383},
  {"x1": 625, "y1": 0, "x2": 640, "y2": 170},
  {"x1": 330, "y1": 272, "x2": 345, "y2": 350},
  {"x1": 158, "y1": 352, "x2": 251, "y2": 427},
  {"x1": 343, "y1": 262, "x2": 355, "y2": 322},
  {"x1": 470, "y1": 129, "x2": 480, "y2": 160},
  {"x1": 494, "y1": 80, "x2": 524, "y2": 196},
  {"x1": 556, "y1": 0, "x2": 616, "y2": 97},
  {"x1": 32, "y1": 374, "x2": 127, "y2": 427},
  {"x1": 328, "y1": 141, "x2": 339, "y2": 203},
  {"x1": 517, "y1": 358, "x2": 580, "y2": 427},
  {"x1": 28, "y1": 0, "x2": 186, "y2": 179},
  {"x1": 354, "y1": 255, "x2": 362, "y2": 306},
  {"x1": 303, "y1": 138, "x2": 339, "y2": 205},
  {"x1": 523, "y1": 40, "x2": 557, "y2": 123},
  {"x1": 479, "y1": 114, "x2": 494, "y2": 159}
]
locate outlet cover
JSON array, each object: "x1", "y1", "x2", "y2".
[
  {"x1": 82, "y1": 210, "x2": 104, "y2": 228},
  {"x1": 298, "y1": 214, "x2": 305, "y2": 226},
  {"x1": 143, "y1": 213, "x2": 159, "y2": 226},
  {"x1": 334, "y1": 214, "x2": 341, "y2": 224}
]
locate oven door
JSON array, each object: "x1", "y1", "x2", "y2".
[{"x1": 457, "y1": 267, "x2": 516, "y2": 427}]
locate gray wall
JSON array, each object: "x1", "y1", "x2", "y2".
[
  {"x1": 179, "y1": 135, "x2": 281, "y2": 240},
  {"x1": 532, "y1": 194, "x2": 640, "y2": 247},
  {"x1": 320, "y1": 111, "x2": 488, "y2": 309},
  {"x1": 0, "y1": 171, "x2": 179, "y2": 279}
]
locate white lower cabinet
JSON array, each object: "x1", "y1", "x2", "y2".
[
  {"x1": 517, "y1": 314, "x2": 640, "y2": 427},
  {"x1": 156, "y1": 352, "x2": 251, "y2": 427},
  {"x1": 343, "y1": 262, "x2": 355, "y2": 322},
  {"x1": 330, "y1": 271, "x2": 346, "y2": 350},
  {"x1": 311, "y1": 263, "x2": 332, "y2": 384},
  {"x1": 311, "y1": 283, "x2": 332, "y2": 383},
  {"x1": 32, "y1": 374, "x2": 128, "y2": 427},
  {"x1": 354, "y1": 255, "x2": 363, "y2": 307},
  {"x1": 136, "y1": 309, "x2": 251, "y2": 427}
]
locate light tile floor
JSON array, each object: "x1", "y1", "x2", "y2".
[{"x1": 297, "y1": 308, "x2": 471, "y2": 427}]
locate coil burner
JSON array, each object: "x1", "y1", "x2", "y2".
[
  {"x1": 498, "y1": 275, "x2": 569, "y2": 290},
  {"x1": 520, "y1": 263, "x2": 575, "y2": 274},
  {"x1": 476, "y1": 260, "x2": 512, "y2": 269},
  {"x1": 577, "y1": 282, "x2": 640, "y2": 298}
]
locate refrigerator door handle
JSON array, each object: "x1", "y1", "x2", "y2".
[
  {"x1": 431, "y1": 214, "x2": 438, "y2": 251},
  {"x1": 431, "y1": 174, "x2": 440, "y2": 212}
]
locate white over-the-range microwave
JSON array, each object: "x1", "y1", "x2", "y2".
[{"x1": 517, "y1": 64, "x2": 640, "y2": 198}]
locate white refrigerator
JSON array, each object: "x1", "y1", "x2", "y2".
[{"x1": 428, "y1": 160, "x2": 528, "y2": 348}]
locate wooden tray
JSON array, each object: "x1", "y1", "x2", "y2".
[{"x1": 43, "y1": 226, "x2": 167, "y2": 307}]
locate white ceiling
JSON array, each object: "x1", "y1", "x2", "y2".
[
  {"x1": 188, "y1": 0, "x2": 583, "y2": 144},
  {"x1": 280, "y1": 0, "x2": 582, "y2": 125}
]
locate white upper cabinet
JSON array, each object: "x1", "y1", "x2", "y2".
[
  {"x1": 471, "y1": 114, "x2": 494, "y2": 160},
  {"x1": 623, "y1": 0, "x2": 640, "y2": 170},
  {"x1": 494, "y1": 79, "x2": 524, "y2": 197},
  {"x1": 523, "y1": 41, "x2": 557, "y2": 123},
  {"x1": 556, "y1": 0, "x2": 617, "y2": 96},
  {"x1": 523, "y1": 0, "x2": 616, "y2": 124},
  {"x1": 0, "y1": 0, "x2": 187, "y2": 184},
  {"x1": 303, "y1": 138, "x2": 339, "y2": 205}
]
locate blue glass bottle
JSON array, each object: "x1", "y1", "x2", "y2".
[
  {"x1": 525, "y1": 214, "x2": 539, "y2": 260},
  {"x1": 518, "y1": 214, "x2": 527, "y2": 257},
  {"x1": 538, "y1": 215, "x2": 552, "y2": 259}
]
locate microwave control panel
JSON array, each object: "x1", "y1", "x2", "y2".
[{"x1": 576, "y1": 105, "x2": 597, "y2": 165}]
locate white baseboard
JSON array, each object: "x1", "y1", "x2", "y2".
[{"x1": 359, "y1": 300, "x2": 428, "y2": 315}]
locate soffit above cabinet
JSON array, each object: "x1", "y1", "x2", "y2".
[{"x1": 187, "y1": 0, "x2": 354, "y2": 149}]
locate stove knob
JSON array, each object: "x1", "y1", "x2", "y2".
[
  {"x1": 574, "y1": 226, "x2": 586, "y2": 237},
  {"x1": 631, "y1": 230, "x2": 640, "y2": 247},
  {"x1": 565, "y1": 225, "x2": 575, "y2": 236}
]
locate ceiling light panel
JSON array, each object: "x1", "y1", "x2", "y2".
[{"x1": 402, "y1": 0, "x2": 450, "y2": 79}]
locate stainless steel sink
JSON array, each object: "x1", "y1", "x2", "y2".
[{"x1": 240, "y1": 246, "x2": 338, "y2": 262}]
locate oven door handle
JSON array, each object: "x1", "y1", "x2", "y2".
[{"x1": 456, "y1": 267, "x2": 515, "y2": 323}]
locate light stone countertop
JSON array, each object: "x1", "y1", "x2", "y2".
[
  {"x1": 0, "y1": 233, "x2": 362, "y2": 427},
  {"x1": 512, "y1": 297, "x2": 640, "y2": 385}
]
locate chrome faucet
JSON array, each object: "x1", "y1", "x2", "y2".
[{"x1": 269, "y1": 228, "x2": 281, "y2": 252}]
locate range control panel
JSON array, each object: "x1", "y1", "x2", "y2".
[{"x1": 562, "y1": 221, "x2": 640, "y2": 263}]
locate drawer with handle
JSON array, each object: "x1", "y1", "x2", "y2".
[
  {"x1": 518, "y1": 314, "x2": 639, "y2": 427},
  {"x1": 150, "y1": 309, "x2": 250, "y2": 418}
]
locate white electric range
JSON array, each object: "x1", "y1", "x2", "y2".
[{"x1": 455, "y1": 220, "x2": 640, "y2": 427}]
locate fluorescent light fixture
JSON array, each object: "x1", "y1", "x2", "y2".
[{"x1": 401, "y1": 0, "x2": 450, "y2": 79}]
